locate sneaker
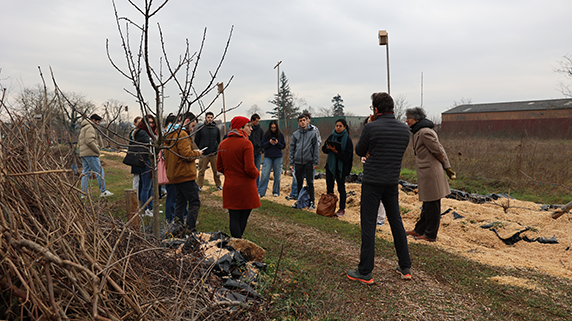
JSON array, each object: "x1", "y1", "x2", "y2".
[
  {"x1": 143, "y1": 209, "x2": 154, "y2": 217},
  {"x1": 376, "y1": 220, "x2": 385, "y2": 226},
  {"x1": 335, "y1": 209, "x2": 346, "y2": 217},
  {"x1": 197, "y1": 186, "x2": 202, "y2": 191},
  {"x1": 291, "y1": 202, "x2": 298, "y2": 208},
  {"x1": 346, "y1": 269, "x2": 374, "y2": 285},
  {"x1": 80, "y1": 195, "x2": 85, "y2": 199},
  {"x1": 217, "y1": 186, "x2": 223, "y2": 190},
  {"x1": 308, "y1": 201, "x2": 315, "y2": 210},
  {"x1": 395, "y1": 266, "x2": 412, "y2": 280},
  {"x1": 285, "y1": 195, "x2": 297, "y2": 200},
  {"x1": 100, "y1": 190, "x2": 114, "y2": 197},
  {"x1": 273, "y1": 194, "x2": 279, "y2": 197}
]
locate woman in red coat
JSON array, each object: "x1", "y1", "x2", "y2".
[{"x1": 217, "y1": 116, "x2": 261, "y2": 238}]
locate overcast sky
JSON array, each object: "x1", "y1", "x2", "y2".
[{"x1": 1, "y1": 0, "x2": 571, "y2": 121}]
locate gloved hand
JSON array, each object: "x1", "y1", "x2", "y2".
[{"x1": 445, "y1": 168, "x2": 456, "y2": 180}]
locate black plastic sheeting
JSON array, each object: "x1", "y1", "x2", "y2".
[
  {"x1": 483, "y1": 226, "x2": 558, "y2": 246},
  {"x1": 440, "y1": 208, "x2": 464, "y2": 220},
  {"x1": 161, "y1": 231, "x2": 267, "y2": 303}
]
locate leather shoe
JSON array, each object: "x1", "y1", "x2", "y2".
[
  {"x1": 415, "y1": 234, "x2": 436, "y2": 242},
  {"x1": 406, "y1": 230, "x2": 421, "y2": 237}
]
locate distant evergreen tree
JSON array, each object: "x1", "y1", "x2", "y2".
[
  {"x1": 267, "y1": 72, "x2": 300, "y2": 131},
  {"x1": 332, "y1": 94, "x2": 345, "y2": 116}
]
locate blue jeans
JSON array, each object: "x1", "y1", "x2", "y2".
[
  {"x1": 254, "y1": 153, "x2": 262, "y2": 186},
  {"x1": 139, "y1": 161, "x2": 153, "y2": 210},
  {"x1": 81, "y1": 156, "x2": 106, "y2": 193},
  {"x1": 165, "y1": 183, "x2": 188, "y2": 223},
  {"x1": 258, "y1": 157, "x2": 282, "y2": 197}
]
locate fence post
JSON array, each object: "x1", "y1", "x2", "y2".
[{"x1": 125, "y1": 189, "x2": 141, "y2": 228}]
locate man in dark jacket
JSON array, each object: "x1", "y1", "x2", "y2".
[
  {"x1": 289, "y1": 114, "x2": 319, "y2": 210},
  {"x1": 346, "y1": 92, "x2": 412, "y2": 285},
  {"x1": 248, "y1": 113, "x2": 264, "y2": 186},
  {"x1": 194, "y1": 112, "x2": 222, "y2": 190}
]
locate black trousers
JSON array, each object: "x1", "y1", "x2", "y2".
[
  {"x1": 413, "y1": 199, "x2": 441, "y2": 240},
  {"x1": 359, "y1": 183, "x2": 411, "y2": 275},
  {"x1": 325, "y1": 168, "x2": 347, "y2": 210},
  {"x1": 295, "y1": 163, "x2": 315, "y2": 202},
  {"x1": 229, "y1": 209, "x2": 252, "y2": 238},
  {"x1": 173, "y1": 180, "x2": 201, "y2": 231}
]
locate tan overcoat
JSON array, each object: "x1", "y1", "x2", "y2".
[{"x1": 413, "y1": 127, "x2": 451, "y2": 202}]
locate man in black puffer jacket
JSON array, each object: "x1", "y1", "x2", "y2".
[
  {"x1": 195, "y1": 112, "x2": 222, "y2": 190},
  {"x1": 346, "y1": 92, "x2": 413, "y2": 285}
]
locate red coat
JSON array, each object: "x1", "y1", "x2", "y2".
[{"x1": 217, "y1": 130, "x2": 261, "y2": 210}]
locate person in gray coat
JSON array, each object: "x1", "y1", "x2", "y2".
[
  {"x1": 346, "y1": 92, "x2": 412, "y2": 284},
  {"x1": 289, "y1": 114, "x2": 319, "y2": 210},
  {"x1": 405, "y1": 107, "x2": 456, "y2": 242}
]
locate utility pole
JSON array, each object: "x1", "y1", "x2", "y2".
[{"x1": 274, "y1": 61, "x2": 282, "y2": 128}]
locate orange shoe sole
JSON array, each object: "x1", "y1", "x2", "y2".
[{"x1": 346, "y1": 273, "x2": 374, "y2": 285}]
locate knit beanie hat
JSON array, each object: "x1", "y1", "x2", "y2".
[{"x1": 230, "y1": 116, "x2": 250, "y2": 129}]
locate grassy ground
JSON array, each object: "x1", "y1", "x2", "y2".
[{"x1": 96, "y1": 154, "x2": 572, "y2": 321}]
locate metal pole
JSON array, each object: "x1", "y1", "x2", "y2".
[{"x1": 274, "y1": 61, "x2": 282, "y2": 128}]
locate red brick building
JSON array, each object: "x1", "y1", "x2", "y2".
[{"x1": 441, "y1": 98, "x2": 572, "y2": 138}]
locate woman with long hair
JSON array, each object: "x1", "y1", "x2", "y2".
[
  {"x1": 258, "y1": 120, "x2": 286, "y2": 197},
  {"x1": 322, "y1": 118, "x2": 354, "y2": 217},
  {"x1": 134, "y1": 114, "x2": 157, "y2": 216},
  {"x1": 217, "y1": 116, "x2": 261, "y2": 238}
]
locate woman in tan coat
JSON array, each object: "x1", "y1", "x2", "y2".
[{"x1": 405, "y1": 107, "x2": 456, "y2": 242}]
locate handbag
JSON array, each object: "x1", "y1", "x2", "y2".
[
  {"x1": 157, "y1": 151, "x2": 170, "y2": 185},
  {"x1": 316, "y1": 193, "x2": 338, "y2": 217},
  {"x1": 123, "y1": 150, "x2": 144, "y2": 168}
]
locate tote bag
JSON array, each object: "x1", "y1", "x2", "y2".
[{"x1": 157, "y1": 151, "x2": 170, "y2": 185}]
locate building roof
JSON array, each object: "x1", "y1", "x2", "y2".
[{"x1": 442, "y1": 98, "x2": 572, "y2": 114}]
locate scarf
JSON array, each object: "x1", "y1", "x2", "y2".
[
  {"x1": 326, "y1": 128, "x2": 348, "y2": 178},
  {"x1": 228, "y1": 128, "x2": 248, "y2": 139},
  {"x1": 410, "y1": 118, "x2": 434, "y2": 134}
]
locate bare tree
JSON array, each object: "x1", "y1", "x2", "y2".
[
  {"x1": 106, "y1": 0, "x2": 234, "y2": 237},
  {"x1": 555, "y1": 54, "x2": 572, "y2": 97},
  {"x1": 247, "y1": 103, "x2": 263, "y2": 116},
  {"x1": 393, "y1": 93, "x2": 410, "y2": 122},
  {"x1": 451, "y1": 97, "x2": 472, "y2": 107}
]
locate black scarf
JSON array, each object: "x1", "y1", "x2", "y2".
[{"x1": 410, "y1": 118, "x2": 434, "y2": 134}]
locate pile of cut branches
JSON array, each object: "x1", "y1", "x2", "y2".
[{"x1": 0, "y1": 117, "x2": 263, "y2": 319}]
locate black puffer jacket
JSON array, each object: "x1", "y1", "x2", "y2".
[
  {"x1": 194, "y1": 122, "x2": 221, "y2": 155},
  {"x1": 355, "y1": 114, "x2": 410, "y2": 186},
  {"x1": 249, "y1": 124, "x2": 264, "y2": 155}
]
